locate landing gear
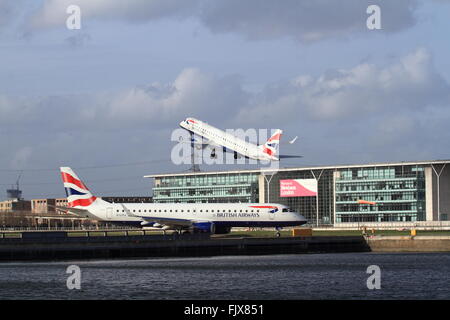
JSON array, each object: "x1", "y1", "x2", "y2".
[{"x1": 275, "y1": 227, "x2": 282, "y2": 238}]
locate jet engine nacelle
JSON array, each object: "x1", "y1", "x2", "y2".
[
  {"x1": 140, "y1": 221, "x2": 165, "y2": 228},
  {"x1": 140, "y1": 221, "x2": 155, "y2": 227},
  {"x1": 192, "y1": 222, "x2": 215, "y2": 234},
  {"x1": 192, "y1": 223, "x2": 231, "y2": 234}
]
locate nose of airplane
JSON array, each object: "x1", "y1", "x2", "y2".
[{"x1": 295, "y1": 211, "x2": 307, "y2": 223}]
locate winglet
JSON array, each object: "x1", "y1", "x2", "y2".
[{"x1": 289, "y1": 136, "x2": 298, "y2": 144}]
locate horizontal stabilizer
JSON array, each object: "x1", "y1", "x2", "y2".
[
  {"x1": 279, "y1": 155, "x2": 303, "y2": 159},
  {"x1": 48, "y1": 204, "x2": 88, "y2": 216}
]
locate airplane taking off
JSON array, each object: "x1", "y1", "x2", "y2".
[
  {"x1": 59, "y1": 167, "x2": 307, "y2": 236},
  {"x1": 179, "y1": 117, "x2": 302, "y2": 162}
]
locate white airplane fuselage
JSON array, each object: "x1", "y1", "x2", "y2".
[
  {"x1": 179, "y1": 118, "x2": 279, "y2": 161},
  {"x1": 78, "y1": 199, "x2": 307, "y2": 232}
]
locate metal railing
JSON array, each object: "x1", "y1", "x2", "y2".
[
  {"x1": 0, "y1": 225, "x2": 141, "y2": 232},
  {"x1": 333, "y1": 221, "x2": 450, "y2": 230}
]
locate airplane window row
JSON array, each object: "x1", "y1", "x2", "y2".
[
  {"x1": 116, "y1": 209, "x2": 261, "y2": 213},
  {"x1": 202, "y1": 128, "x2": 251, "y2": 153},
  {"x1": 196, "y1": 126, "x2": 252, "y2": 153}
]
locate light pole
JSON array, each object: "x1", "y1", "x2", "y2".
[
  {"x1": 311, "y1": 169, "x2": 324, "y2": 227},
  {"x1": 263, "y1": 171, "x2": 277, "y2": 203},
  {"x1": 431, "y1": 164, "x2": 446, "y2": 221}
]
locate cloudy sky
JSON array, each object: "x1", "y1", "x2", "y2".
[{"x1": 1, "y1": 0, "x2": 450, "y2": 199}]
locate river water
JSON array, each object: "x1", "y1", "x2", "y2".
[{"x1": 0, "y1": 252, "x2": 448, "y2": 300}]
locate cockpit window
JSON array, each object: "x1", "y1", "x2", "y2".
[{"x1": 282, "y1": 208, "x2": 289, "y2": 212}]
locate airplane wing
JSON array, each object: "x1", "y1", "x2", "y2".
[
  {"x1": 177, "y1": 135, "x2": 214, "y2": 145},
  {"x1": 139, "y1": 216, "x2": 193, "y2": 228},
  {"x1": 136, "y1": 214, "x2": 212, "y2": 230},
  {"x1": 177, "y1": 137, "x2": 220, "y2": 150},
  {"x1": 119, "y1": 204, "x2": 205, "y2": 229},
  {"x1": 178, "y1": 139, "x2": 211, "y2": 145}
]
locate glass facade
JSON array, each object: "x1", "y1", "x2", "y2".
[
  {"x1": 150, "y1": 162, "x2": 445, "y2": 225},
  {"x1": 153, "y1": 173, "x2": 259, "y2": 203},
  {"x1": 335, "y1": 165, "x2": 426, "y2": 222}
]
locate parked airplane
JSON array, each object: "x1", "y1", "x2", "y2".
[
  {"x1": 59, "y1": 167, "x2": 307, "y2": 236},
  {"x1": 179, "y1": 117, "x2": 301, "y2": 162}
]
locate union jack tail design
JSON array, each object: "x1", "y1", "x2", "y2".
[
  {"x1": 60, "y1": 167, "x2": 97, "y2": 208},
  {"x1": 259, "y1": 129, "x2": 282, "y2": 158}
]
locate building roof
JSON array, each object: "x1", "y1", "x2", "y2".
[{"x1": 143, "y1": 159, "x2": 450, "y2": 178}]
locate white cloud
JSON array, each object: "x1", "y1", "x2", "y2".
[
  {"x1": 1, "y1": 49, "x2": 447, "y2": 131},
  {"x1": 237, "y1": 48, "x2": 450, "y2": 123},
  {"x1": 200, "y1": 0, "x2": 419, "y2": 42},
  {"x1": 0, "y1": 68, "x2": 248, "y2": 129},
  {"x1": 0, "y1": 49, "x2": 449, "y2": 194},
  {"x1": 106, "y1": 68, "x2": 248, "y2": 125},
  {"x1": 27, "y1": 0, "x2": 420, "y2": 42},
  {"x1": 30, "y1": 0, "x2": 201, "y2": 29}
]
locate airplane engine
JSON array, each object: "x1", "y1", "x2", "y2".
[
  {"x1": 192, "y1": 222, "x2": 215, "y2": 234},
  {"x1": 192, "y1": 223, "x2": 231, "y2": 234},
  {"x1": 140, "y1": 221, "x2": 155, "y2": 227}
]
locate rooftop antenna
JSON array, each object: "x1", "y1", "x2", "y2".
[
  {"x1": 16, "y1": 171, "x2": 22, "y2": 190},
  {"x1": 6, "y1": 171, "x2": 23, "y2": 200},
  {"x1": 189, "y1": 132, "x2": 201, "y2": 172}
]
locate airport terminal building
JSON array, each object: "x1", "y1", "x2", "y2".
[{"x1": 145, "y1": 160, "x2": 450, "y2": 226}]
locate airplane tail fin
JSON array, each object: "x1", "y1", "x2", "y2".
[
  {"x1": 259, "y1": 129, "x2": 283, "y2": 158},
  {"x1": 60, "y1": 167, "x2": 97, "y2": 208}
]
